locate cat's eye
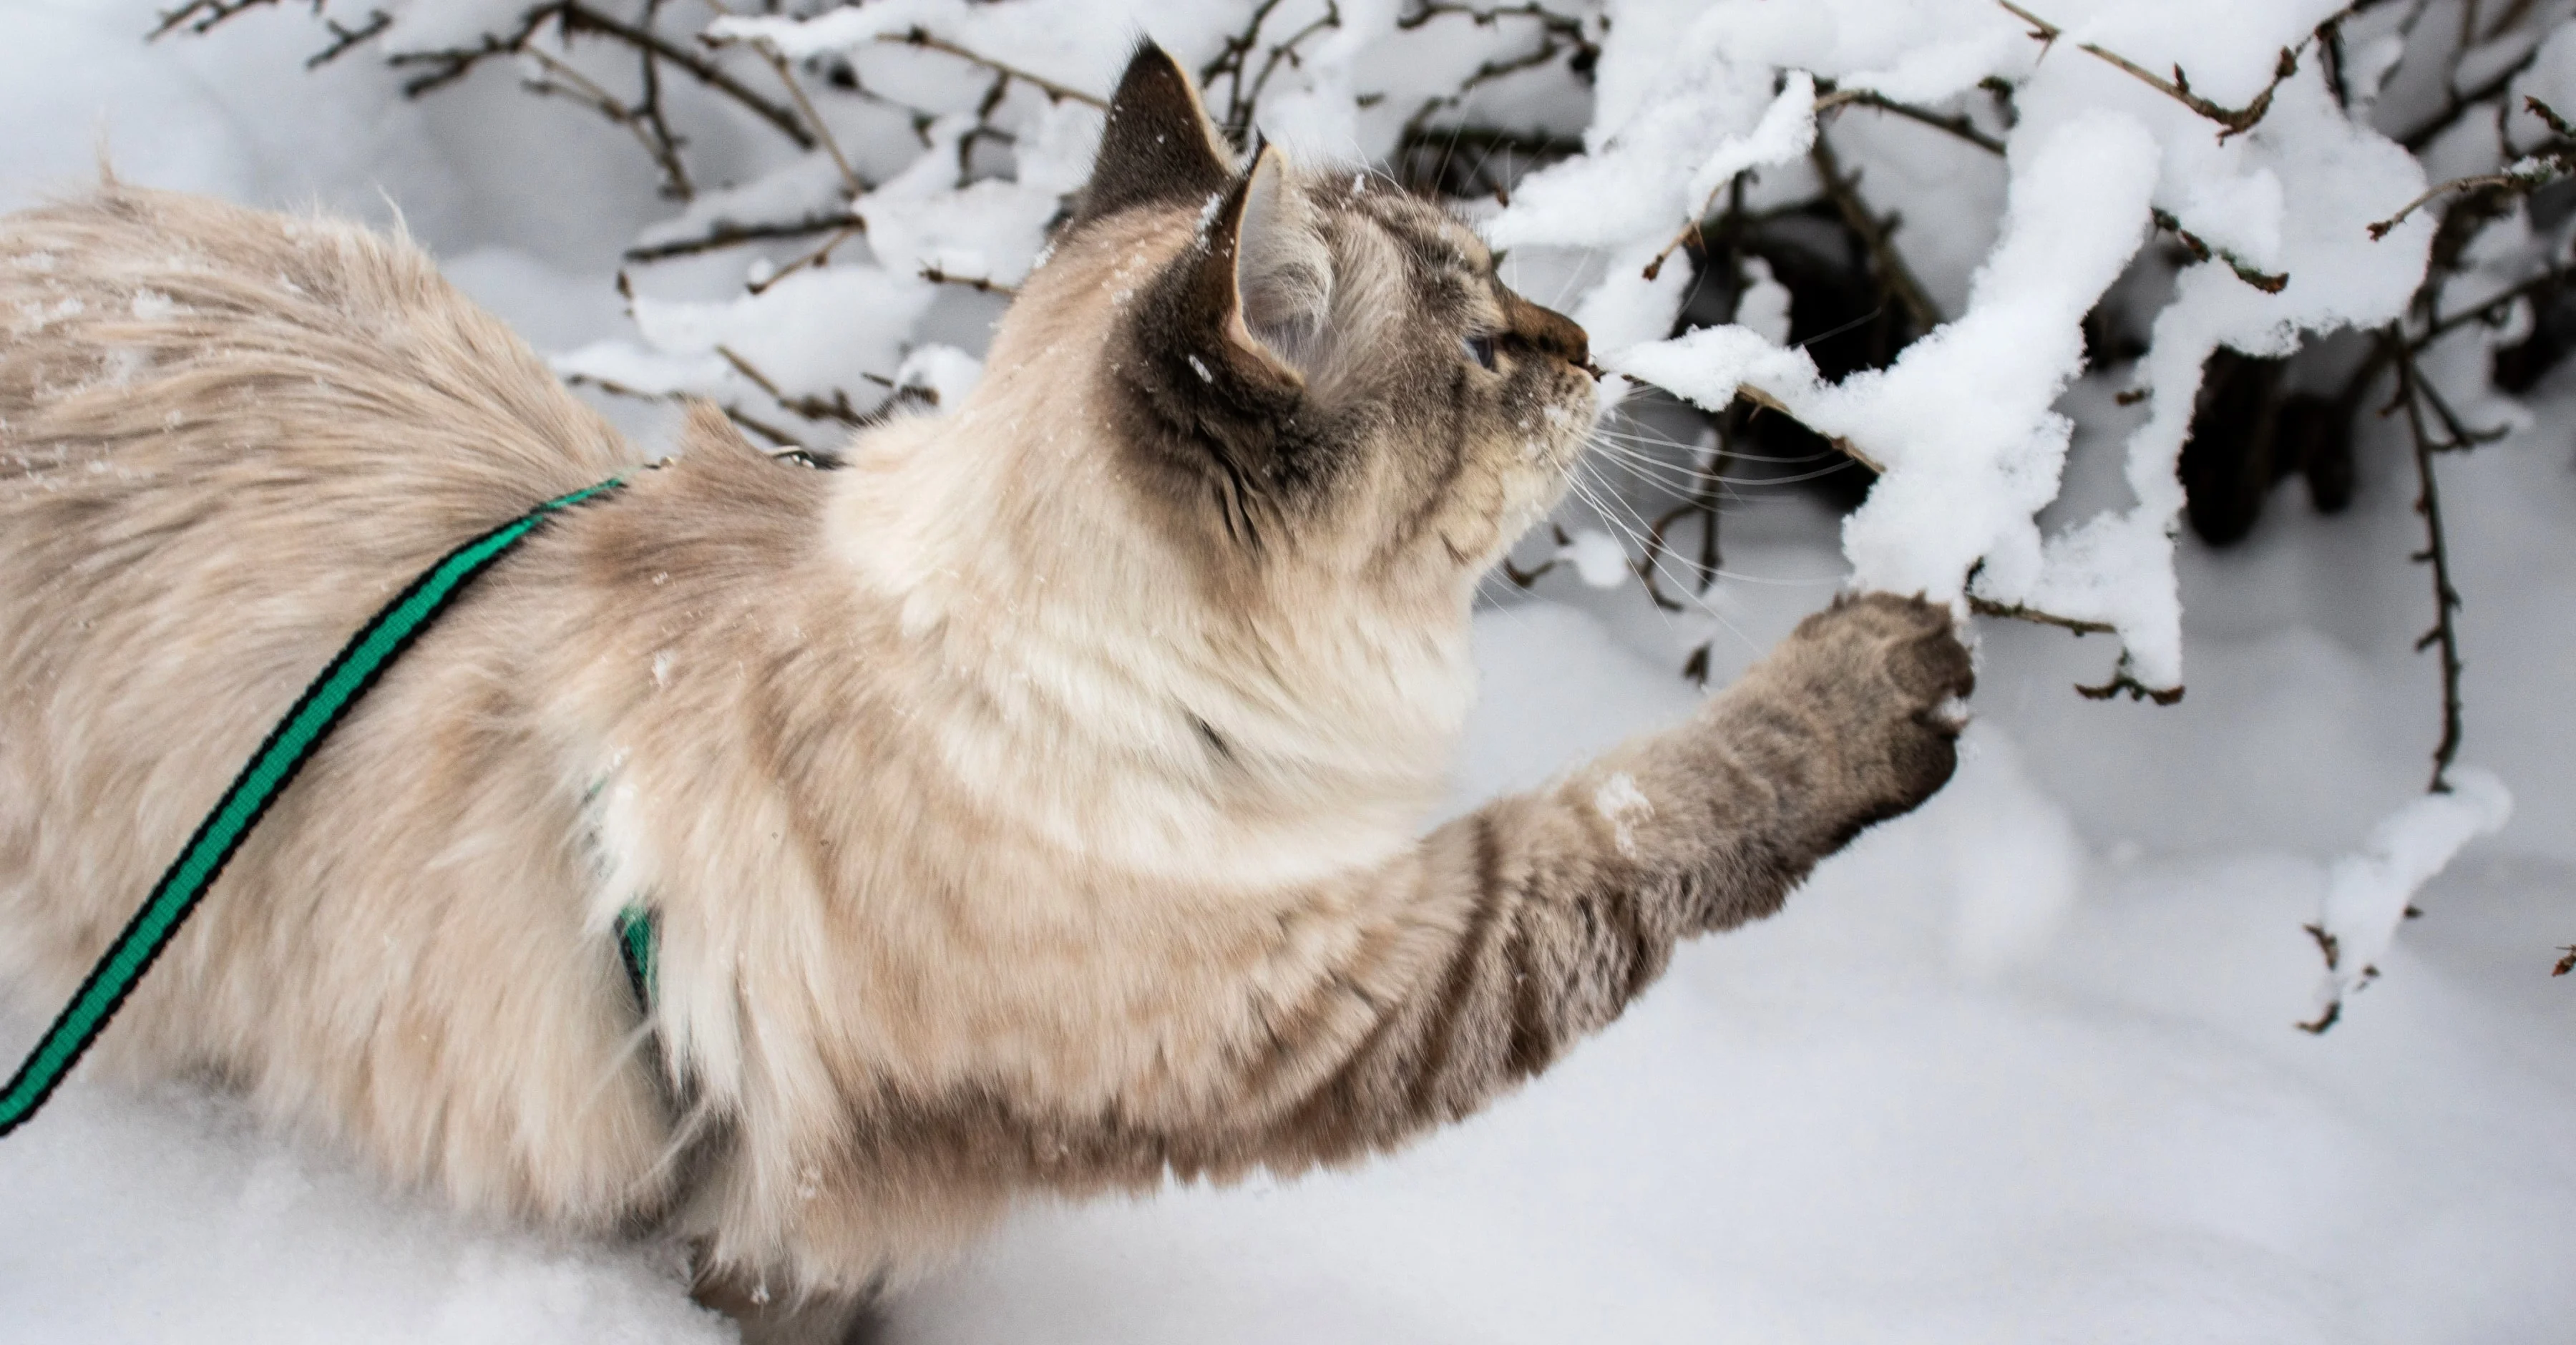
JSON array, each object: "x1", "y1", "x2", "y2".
[{"x1": 1464, "y1": 333, "x2": 1497, "y2": 371}]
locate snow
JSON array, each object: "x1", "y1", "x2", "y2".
[
  {"x1": 4, "y1": 1, "x2": 2573, "y2": 1341},
  {"x1": 2311, "y1": 767, "x2": 2514, "y2": 1015},
  {"x1": 1558, "y1": 527, "x2": 1632, "y2": 587},
  {"x1": 1614, "y1": 109, "x2": 2162, "y2": 620}
]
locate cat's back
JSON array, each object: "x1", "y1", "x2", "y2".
[
  {"x1": 0, "y1": 184, "x2": 639, "y2": 759},
  {"x1": 0, "y1": 183, "x2": 645, "y2": 1004},
  {"x1": 0, "y1": 184, "x2": 633, "y2": 555},
  {"x1": 0, "y1": 189, "x2": 678, "y2": 1221}
]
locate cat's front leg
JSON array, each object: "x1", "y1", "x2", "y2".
[
  {"x1": 1244, "y1": 592, "x2": 1971, "y2": 1165},
  {"x1": 1672, "y1": 590, "x2": 1978, "y2": 906}
]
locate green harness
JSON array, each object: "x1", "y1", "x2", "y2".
[{"x1": 0, "y1": 478, "x2": 648, "y2": 1137}]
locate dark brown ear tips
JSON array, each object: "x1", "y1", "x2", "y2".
[{"x1": 1066, "y1": 41, "x2": 1237, "y2": 230}]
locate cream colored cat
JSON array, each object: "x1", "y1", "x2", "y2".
[{"x1": 0, "y1": 42, "x2": 1970, "y2": 1344}]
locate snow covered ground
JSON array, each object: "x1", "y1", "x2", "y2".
[{"x1": 3, "y1": 1, "x2": 2572, "y2": 1341}]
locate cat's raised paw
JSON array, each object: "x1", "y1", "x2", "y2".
[{"x1": 1777, "y1": 592, "x2": 1975, "y2": 838}]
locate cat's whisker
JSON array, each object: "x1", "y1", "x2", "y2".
[
  {"x1": 1583, "y1": 453, "x2": 1725, "y2": 498},
  {"x1": 1561, "y1": 463, "x2": 1825, "y2": 606},
  {"x1": 1584, "y1": 421, "x2": 1840, "y2": 464}
]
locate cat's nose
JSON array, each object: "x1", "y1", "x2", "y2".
[{"x1": 1503, "y1": 290, "x2": 1598, "y2": 378}]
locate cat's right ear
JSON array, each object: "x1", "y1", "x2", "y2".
[{"x1": 1065, "y1": 41, "x2": 1237, "y2": 230}]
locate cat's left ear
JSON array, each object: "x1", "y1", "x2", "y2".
[
  {"x1": 1068, "y1": 41, "x2": 1236, "y2": 230},
  {"x1": 1179, "y1": 145, "x2": 1335, "y2": 395}
]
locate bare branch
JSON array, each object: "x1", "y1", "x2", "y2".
[
  {"x1": 623, "y1": 211, "x2": 862, "y2": 263},
  {"x1": 520, "y1": 41, "x2": 695, "y2": 199},
  {"x1": 1201, "y1": 0, "x2": 1294, "y2": 135},
  {"x1": 1966, "y1": 597, "x2": 2117, "y2": 635},
  {"x1": 1815, "y1": 84, "x2": 2007, "y2": 155},
  {"x1": 2370, "y1": 98, "x2": 2576, "y2": 238},
  {"x1": 148, "y1": 0, "x2": 279, "y2": 40},
  {"x1": 918, "y1": 265, "x2": 1019, "y2": 297},
  {"x1": 309, "y1": 10, "x2": 391, "y2": 67},
  {"x1": 715, "y1": 343, "x2": 873, "y2": 428},
  {"x1": 870, "y1": 28, "x2": 1106, "y2": 108},
  {"x1": 2395, "y1": 31, "x2": 2547, "y2": 151},
  {"x1": 1731, "y1": 386, "x2": 1888, "y2": 472},
  {"x1": 2077, "y1": 660, "x2": 2186, "y2": 705},
  {"x1": 746, "y1": 222, "x2": 863, "y2": 295},
  {"x1": 2152, "y1": 207, "x2": 2289, "y2": 292},
  {"x1": 1395, "y1": 1, "x2": 1596, "y2": 156},
  {"x1": 744, "y1": 39, "x2": 867, "y2": 196},
  {"x1": 1810, "y1": 129, "x2": 1943, "y2": 335},
  {"x1": 2383, "y1": 329, "x2": 2472, "y2": 793},
  {"x1": 1999, "y1": 1, "x2": 2304, "y2": 141},
  {"x1": 1199, "y1": 0, "x2": 1346, "y2": 145},
  {"x1": 386, "y1": 2, "x2": 815, "y2": 150}
]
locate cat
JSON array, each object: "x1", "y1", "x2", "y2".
[{"x1": 0, "y1": 41, "x2": 1971, "y2": 1344}]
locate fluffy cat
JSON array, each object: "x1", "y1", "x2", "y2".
[{"x1": 0, "y1": 42, "x2": 1970, "y2": 1343}]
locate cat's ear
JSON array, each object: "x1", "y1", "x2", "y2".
[
  {"x1": 1068, "y1": 41, "x2": 1236, "y2": 229},
  {"x1": 1176, "y1": 145, "x2": 1332, "y2": 396}
]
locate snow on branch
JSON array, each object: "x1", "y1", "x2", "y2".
[{"x1": 168, "y1": 0, "x2": 2565, "y2": 996}]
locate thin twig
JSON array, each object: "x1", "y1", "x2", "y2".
[
  {"x1": 1966, "y1": 597, "x2": 2116, "y2": 635},
  {"x1": 715, "y1": 343, "x2": 872, "y2": 427},
  {"x1": 147, "y1": 0, "x2": 278, "y2": 39},
  {"x1": 1201, "y1": 0, "x2": 1294, "y2": 136},
  {"x1": 750, "y1": 41, "x2": 867, "y2": 195},
  {"x1": 384, "y1": 1, "x2": 815, "y2": 149},
  {"x1": 918, "y1": 265, "x2": 1019, "y2": 296},
  {"x1": 2384, "y1": 329, "x2": 2470, "y2": 793},
  {"x1": 631, "y1": 0, "x2": 691, "y2": 197},
  {"x1": 1501, "y1": 522, "x2": 1574, "y2": 587},
  {"x1": 1396, "y1": 1, "x2": 1596, "y2": 155},
  {"x1": 1641, "y1": 84, "x2": 2005, "y2": 284},
  {"x1": 1999, "y1": 1, "x2": 2303, "y2": 141},
  {"x1": 746, "y1": 222, "x2": 864, "y2": 295},
  {"x1": 2395, "y1": 33, "x2": 2546, "y2": 150},
  {"x1": 564, "y1": 371, "x2": 814, "y2": 451},
  {"x1": 1815, "y1": 85, "x2": 2007, "y2": 155},
  {"x1": 1732, "y1": 386, "x2": 1887, "y2": 472},
  {"x1": 520, "y1": 43, "x2": 696, "y2": 200},
  {"x1": 873, "y1": 28, "x2": 1106, "y2": 107},
  {"x1": 2152, "y1": 207, "x2": 2289, "y2": 292},
  {"x1": 1199, "y1": 0, "x2": 1345, "y2": 144},
  {"x1": 308, "y1": 10, "x2": 391, "y2": 67},
  {"x1": 1810, "y1": 129, "x2": 1943, "y2": 334},
  {"x1": 2411, "y1": 263, "x2": 2568, "y2": 346},
  {"x1": 2077, "y1": 659, "x2": 2186, "y2": 705},
  {"x1": 2371, "y1": 97, "x2": 2576, "y2": 240},
  {"x1": 623, "y1": 211, "x2": 863, "y2": 263}
]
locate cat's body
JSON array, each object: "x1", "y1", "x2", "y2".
[{"x1": 0, "y1": 46, "x2": 1970, "y2": 1342}]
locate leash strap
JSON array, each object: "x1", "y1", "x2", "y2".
[
  {"x1": 615, "y1": 906, "x2": 656, "y2": 1009},
  {"x1": 0, "y1": 478, "x2": 627, "y2": 1136}
]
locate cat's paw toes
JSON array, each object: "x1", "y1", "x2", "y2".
[
  {"x1": 1782, "y1": 592, "x2": 1974, "y2": 833},
  {"x1": 1790, "y1": 592, "x2": 1974, "y2": 710}
]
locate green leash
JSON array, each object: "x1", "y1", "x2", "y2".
[{"x1": 0, "y1": 477, "x2": 635, "y2": 1137}]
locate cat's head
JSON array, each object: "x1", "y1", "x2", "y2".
[{"x1": 977, "y1": 42, "x2": 1596, "y2": 608}]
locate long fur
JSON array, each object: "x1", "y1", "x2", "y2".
[{"x1": 0, "y1": 49, "x2": 1971, "y2": 1344}]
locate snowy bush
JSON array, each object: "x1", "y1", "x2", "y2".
[{"x1": 162, "y1": 0, "x2": 2559, "y2": 1022}]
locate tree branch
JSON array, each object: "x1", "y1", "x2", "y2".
[
  {"x1": 1810, "y1": 128, "x2": 1943, "y2": 335},
  {"x1": 1999, "y1": 1, "x2": 2303, "y2": 141},
  {"x1": 2152, "y1": 207, "x2": 2289, "y2": 292},
  {"x1": 2383, "y1": 329, "x2": 2472, "y2": 793},
  {"x1": 1815, "y1": 84, "x2": 2007, "y2": 155},
  {"x1": 623, "y1": 211, "x2": 863, "y2": 263},
  {"x1": 873, "y1": 28, "x2": 1106, "y2": 108}
]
